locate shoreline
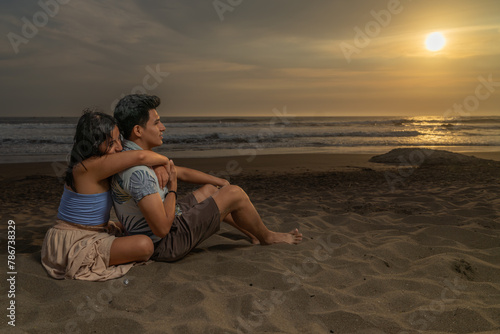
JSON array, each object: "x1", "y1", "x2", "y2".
[
  {"x1": 1, "y1": 145, "x2": 499, "y2": 164},
  {"x1": 0, "y1": 151, "x2": 498, "y2": 180}
]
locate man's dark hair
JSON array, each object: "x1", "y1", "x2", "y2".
[{"x1": 114, "y1": 94, "x2": 161, "y2": 140}]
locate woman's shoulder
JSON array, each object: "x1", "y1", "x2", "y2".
[{"x1": 72, "y1": 158, "x2": 94, "y2": 176}]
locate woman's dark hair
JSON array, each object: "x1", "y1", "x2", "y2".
[
  {"x1": 65, "y1": 109, "x2": 117, "y2": 191},
  {"x1": 114, "y1": 94, "x2": 161, "y2": 140}
]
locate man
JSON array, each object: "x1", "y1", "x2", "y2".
[{"x1": 111, "y1": 94, "x2": 302, "y2": 262}]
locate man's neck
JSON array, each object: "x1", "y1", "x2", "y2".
[
  {"x1": 128, "y1": 137, "x2": 151, "y2": 151},
  {"x1": 123, "y1": 139, "x2": 149, "y2": 151}
]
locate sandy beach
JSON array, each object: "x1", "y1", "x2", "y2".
[{"x1": 1, "y1": 149, "x2": 499, "y2": 334}]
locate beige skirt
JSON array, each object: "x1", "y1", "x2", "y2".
[{"x1": 41, "y1": 220, "x2": 134, "y2": 281}]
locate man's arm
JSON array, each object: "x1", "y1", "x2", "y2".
[
  {"x1": 176, "y1": 166, "x2": 229, "y2": 187},
  {"x1": 137, "y1": 193, "x2": 175, "y2": 238},
  {"x1": 137, "y1": 159, "x2": 178, "y2": 238}
]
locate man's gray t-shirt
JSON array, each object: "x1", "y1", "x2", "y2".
[{"x1": 111, "y1": 140, "x2": 176, "y2": 243}]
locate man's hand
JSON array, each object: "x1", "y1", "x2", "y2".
[
  {"x1": 153, "y1": 165, "x2": 169, "y2": 189},
  {"x1": 216, "y1": 178, "x2": 230, "y2": 188}
]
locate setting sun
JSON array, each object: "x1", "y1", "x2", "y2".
[{"x1": 425, "y1": 32, "x2": 446, "y2": 52}]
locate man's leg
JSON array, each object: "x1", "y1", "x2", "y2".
[
  {"x1": 152, "y1": 194, "x2": 221, "y2": 262},
  {"x1": 193, "y1": 185, "x2": 260, "y2": 244},
  {"x1": 192, "y1": 184, "x2": 218, "y2": 202},
  {"x1": 211, "y1": 185, "x2": 302, "y2": 245}
]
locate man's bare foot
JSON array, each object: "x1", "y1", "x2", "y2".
[{"x1": 262, "y1": 228, "x2": 302, "y2": 245}]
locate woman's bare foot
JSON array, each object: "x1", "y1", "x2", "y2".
[{"x1": 262, "y1": 228, "x2": 302, "y2": 245}]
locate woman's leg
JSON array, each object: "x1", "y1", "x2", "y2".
[{"x1": 109, "y1": 235, "x2": 154, "y2": 265}]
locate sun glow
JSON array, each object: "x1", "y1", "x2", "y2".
[{"x1": 425, "y1": 32, "x2": 446, "y2": 52}]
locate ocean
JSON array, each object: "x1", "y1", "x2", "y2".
[{"x1": 0, "y1": 116, "x2": 499, "y2": 164}]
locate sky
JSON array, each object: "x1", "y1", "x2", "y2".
[{"x1": 1, "y1": 0, "x2": 499, "y2": 118}]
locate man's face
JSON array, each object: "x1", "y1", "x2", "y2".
[{"x1": 140, "y1": 109, "x2": 166, "y2": 150}]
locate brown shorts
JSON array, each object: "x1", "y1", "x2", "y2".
[{"x1": 152, "y1": 193, "x2": 220, "y2": 262}]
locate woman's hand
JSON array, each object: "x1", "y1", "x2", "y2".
[
  {"x1": 153, "y1": 165, "x2": 169, "y2": 189},
  {"x1": 167, "y1": 160, "x2": 178, "y2": 191}
]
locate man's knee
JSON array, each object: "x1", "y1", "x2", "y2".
[
  {"x1": 203, "y1": 184, "x2": 218, "y2": 195},
  {"x1": 194, "y1": 184, "x2": 218, "y2": 202},
  {"x1": 212, "y1": 185, "x2": 249, "y2": 213},
  {"x1": 224, "y1": 185, "x2": 248, "y2": 201}
]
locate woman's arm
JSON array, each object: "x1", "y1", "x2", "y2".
[{"x1": 79, "y1": 150, "x2": 169, "y2": 182}]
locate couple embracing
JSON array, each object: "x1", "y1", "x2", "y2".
[{"x1": 41, "y1": 94, "x2": 302, "y2": 281}]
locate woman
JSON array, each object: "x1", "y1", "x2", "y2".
[{"x1": 42, "y1": 110, "x2": 169, "y2": 281}]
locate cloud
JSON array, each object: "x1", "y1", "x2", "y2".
[{"x1": 0, "y1": 0, "x2": 499, "y2": 116}]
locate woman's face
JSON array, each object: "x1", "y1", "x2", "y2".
[{"x1": 99, "y1": 126, "x2": 123, "y2": 154}]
